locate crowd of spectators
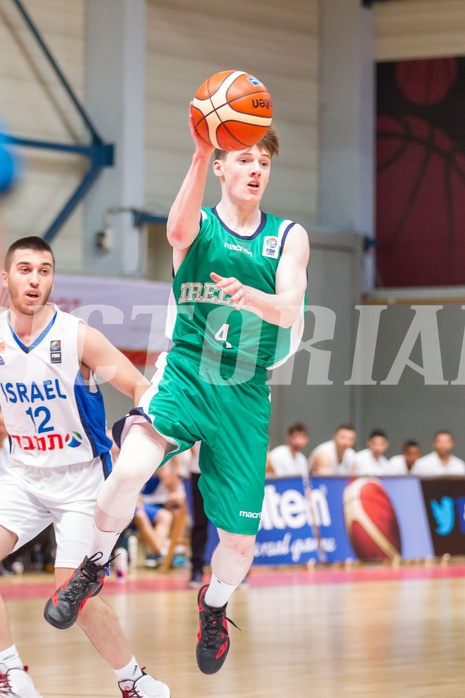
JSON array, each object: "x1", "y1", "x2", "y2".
[{"x1": 266, "y1": 423, "x2": 465, "y2": 479}]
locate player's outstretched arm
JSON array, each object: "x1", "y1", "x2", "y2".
[
  {"x1": 78, "y1": 322, "x2": 150, "y2": 404},
  {"x1": 211, "y1": 223, "x2": 309, "y2": 327}
]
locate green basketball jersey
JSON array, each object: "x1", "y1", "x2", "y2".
[{"x1": 167, "y1": 207, "x2": 305, "y2": 370}]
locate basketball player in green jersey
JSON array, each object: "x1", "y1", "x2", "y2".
[{"x1": 46, "y1": 105, "x2": 309, "y2": 677}]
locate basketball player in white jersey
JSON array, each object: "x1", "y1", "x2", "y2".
[{"x1": 0, "y1": 237, "x2": 170, "y2": 698}]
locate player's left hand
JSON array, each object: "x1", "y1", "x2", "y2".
[{"x1": 210, "y1": 272, "x2": 248, "y2": 310}]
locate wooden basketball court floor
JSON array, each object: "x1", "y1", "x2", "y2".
[{"x1": 2, "y1": 562, "x2": 465, "y2": 697}]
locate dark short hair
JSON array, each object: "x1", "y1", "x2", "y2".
[
  {"x1": 369, "y1": 429, "x2": 387, "y2": 440},
  {"x1": 434, "y1": 430, "x2": 453, "y2": 439},
  {"x1": 288, "y1": 422, "x2": 308, "y2": 436},
  {"x1": 5, "y1": 236, "x2": 54, "y2": 271},
  {"x1": 402, "y1": 439, "x2": 420, "y2": 450}
]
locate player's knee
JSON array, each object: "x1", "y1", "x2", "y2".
[
  {"x1": 156, "y1": 508, "x2": 173, "y2": 527},
  {"x1": 112, "y1": 455, "x2": 160, "y2": 491},
  {"x1": 219, "y1": 530, "x2": 255, "y2": 559}
]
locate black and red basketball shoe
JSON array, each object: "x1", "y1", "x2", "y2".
[
  {"x1": 196, "y1": 584, "x2": 239, "y2": 675},
  {"x1": 44, "y1": 552, "x2": 109, "y2": 629}
]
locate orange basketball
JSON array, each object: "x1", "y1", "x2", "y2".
[{"x1": 192, "y1": 70, "x2": 273, "y2": 151}]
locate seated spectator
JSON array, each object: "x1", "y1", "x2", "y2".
[
  {"x1": 355, "y1": 429, "x2": 389, "y2": 476},
  {"x1": 388, "y1": 440, "x2": 421, "y2": 475},
  {"x1": 267, "y1": 423, "x2": 309, "y2": 478},
  {"x1": 133, "y1": 492, "x2": 175, "y2": 568},
  {"x1": 309, "y1": 424, "x2": 357, "y2": 476},
  {"x1": 412, "y1": 431, "x2": 465, "y2": 477},
  {"x1": 136, "y1": 455, "x2": 188, "y2": 568}
]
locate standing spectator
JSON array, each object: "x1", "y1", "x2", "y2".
[
  {"x1": 355, "y1": 429, "x2": 389, "y2": 476},
  {"x1": 187, "y1": 442, "x2": 209, "y2": 589},
  {"x1": 388, "y1": 440, "x2": 421, "y2": 475},
  {"x1": 412, "y1": 431, "x2": 465, "y2": 477},
  {"x1": 267, "y1": 423, "x2": 309, "y2": 478},
  {"x1": 309, "y1": 424, "x2": 357, "y2": 476}
]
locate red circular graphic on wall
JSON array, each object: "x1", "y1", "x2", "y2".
[
  {"x1": 395, "y1": 58, "x2": 458, "y2": 106},
  {"x1": 376, "y1": 114, "x2": 465, "y2": 287}
]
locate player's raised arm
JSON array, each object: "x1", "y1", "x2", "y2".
[
  {"x1": 78, "y1": 322, "x2": 150, "y2": 405},
  {"x1": 211, "y1": 222, "x2": 309, "y2": 327},
  {"x1": 167, "y1": 104, "x2": 215, "y2": 257}
]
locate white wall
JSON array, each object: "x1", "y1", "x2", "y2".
[
  {"x1": 145, "y1": 0, "x2": 318, "y2": 227},
  {"x1": 374, "y1": 0, "x2": 465, "y2": 60}
]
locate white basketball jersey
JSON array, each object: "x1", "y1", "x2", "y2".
[{"x1": 0, "y1": 305, "x2": 111, "y2": 469}]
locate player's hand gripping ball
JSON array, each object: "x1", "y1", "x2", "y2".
[{"x1": 192, "y1": 70, "x2": 273, "y2": 151}]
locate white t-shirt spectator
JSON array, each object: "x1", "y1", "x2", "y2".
[
  {"x1": 411, "y1": 452, "x2": 465, "y2": 477},
  {"x1": 268, "y1": 445, "x2": 308, "y2": 478},
  {"x1": 355, "y1": 449, "x2": 389, "y2": 477},
  {"x1": 309, "y1": 439, "x2": 356, "y2": 476},
  {"x1": 387, "y1": 455, "x2": 411, "y2": 476}
]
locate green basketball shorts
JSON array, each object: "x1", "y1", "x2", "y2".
[{"x1": 141, "y1": 346, "x2": 271, "y2": 535}]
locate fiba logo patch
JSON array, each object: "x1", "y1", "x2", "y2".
[
  {"x1": 66, "y1": 431, "x2": 83, "y2": 448},
  {"x1": 50, "y1": 339, "x2": 62, "y2": 364},
  {"x1": 262, "y1": 236, "x2": 279, "y2": 259}
]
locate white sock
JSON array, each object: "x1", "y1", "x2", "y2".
[
  {"x1": 0, "y1": 644, "x2": 22, "y2": 670},
  {"x1": 114, "y1": 656, "x2": 143, "y2": 683},
  {"x1": 204, "y1": 573, "x2": 238, "y2": 608},
  {"x1": 89, "y1": 525, "x2": 121, "y2": 561}
]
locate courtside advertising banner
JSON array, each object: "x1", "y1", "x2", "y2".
[
  {"x1": 253, "y1": 476, "x2": 352, "y2": 565},
  {"x1": 419, "y1": 478, "x2": 465, "y2": 556},
  {"x1": 252, "y1": 476, "x2": 434, "y2": 566}
]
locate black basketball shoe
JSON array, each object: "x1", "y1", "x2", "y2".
[
  {"x1": 196, "y1": 584, "x2": 239, "y2": 674},
  {"x1": 44, "y1": 552, "x2": 109, "y2": 629}
]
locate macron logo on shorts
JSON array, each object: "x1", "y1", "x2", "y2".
[{"x1": 239, "y1": 510, "x2": 261, "y2": 519}]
